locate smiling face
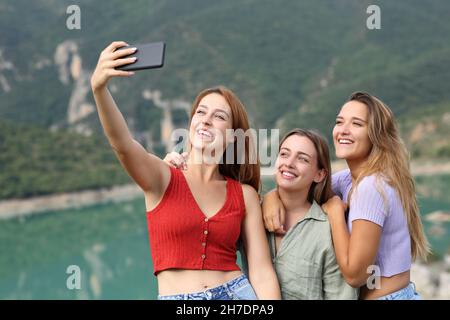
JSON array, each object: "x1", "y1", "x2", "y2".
[
  {"x1": 189, "y1": 93, "x2": 233, "y2": 153},
  {"x1": 333, "y1": 100, "x2": 373, "y2": 161},
  {"x1": 275, "y1": 134, "x2": 325, "y2": 193}
]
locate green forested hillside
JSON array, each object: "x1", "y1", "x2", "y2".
[
  {"x1": 1, "y1": 0, "x2": 449, "y2": 199},
  {"x1": 0, "y1": 120, "x2": 131, "y2": 199}
]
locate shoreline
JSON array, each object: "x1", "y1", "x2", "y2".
[
  {"x1": 1, "y1": 160, "x2": 450, "y2": 220},
  {"x1": 0, "y1": 184, "x2": 142, "y2": 220}
]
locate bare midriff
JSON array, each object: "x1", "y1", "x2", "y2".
[{"x1": 157, "y1": 269, "x2": 244, "y2": 296}]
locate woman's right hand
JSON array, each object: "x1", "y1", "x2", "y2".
[
  {"x1": 90, "y1": 41, "x2": 137, "y2": 92},
  {"x1": 163, "y1": 151, "x2": 189, "y2": 170},
  {"x1": 262, "y1": 189, "x2": 286, "y2": 234}
]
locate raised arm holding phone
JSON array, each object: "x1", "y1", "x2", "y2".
[{"x1": 90, "y1": 41, "x2": 281, "y2": 300}]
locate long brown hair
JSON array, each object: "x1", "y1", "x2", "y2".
[
  {"x1": 279, "y1": 128, "x2": 334, "y2": 205},
  {"x1": 189, "y1": 86, "x2": 261, "y2": 192},
  {"x1": 348, "y1": 91, "x2": 430, "y2": 261}
]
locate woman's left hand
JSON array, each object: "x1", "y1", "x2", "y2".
[
  {"x1": 163, "y1": 151, "x2": 188, "y2": 170},
  {"x1": 322, "y1": 195, "x2": 347, "y2": 217}
]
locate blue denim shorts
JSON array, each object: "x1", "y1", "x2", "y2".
[
  {"x1": 377, "y1": 282, "x2": 422, "y2": 300},
  {"x1": 158, "y1": 274, "x2": 258, "y2": 300}
]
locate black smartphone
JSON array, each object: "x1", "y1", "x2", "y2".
[{"x1": 115, "y1": 42, "x2": 165, "y2": 71}]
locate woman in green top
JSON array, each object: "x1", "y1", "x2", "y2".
[
  {"x1": 164, "y1": 128, "x2": 357, "y2": 300},
  {"x1": 260, "y1": 128, "x2": 357, "y2": 299}
]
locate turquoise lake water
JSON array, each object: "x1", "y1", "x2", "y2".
[{"x1": 1, "y1": 176, "x2": 449, "y2": 299}]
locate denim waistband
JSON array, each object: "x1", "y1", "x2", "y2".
[
  {"x1": 377, "y1": 282, "x2": 420, "y2": 300},
  {"x1": 158, "y1": 273, "x2": 248, "y2": 299}
]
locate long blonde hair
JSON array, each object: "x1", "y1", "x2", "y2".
[{"x1": 349, "y1": 92, "x2": 430, "y2": 261}]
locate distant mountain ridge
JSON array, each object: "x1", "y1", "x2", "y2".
[{"x1": 1, "y1": 0, "x2": 449, "y2": 199}]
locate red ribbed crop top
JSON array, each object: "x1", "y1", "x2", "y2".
[{"x1": 146, "y1": 166, "x2": 246, "y2": 275}]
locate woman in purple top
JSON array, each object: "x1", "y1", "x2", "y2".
[{"x1": 264, "y1": 92, "x2": 430, "y2": 299}]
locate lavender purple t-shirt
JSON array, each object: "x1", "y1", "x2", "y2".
[{"x1": 332, "y1": 169, "x2": 412, "y2": 277}]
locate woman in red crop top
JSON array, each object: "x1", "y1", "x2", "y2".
[{"x1": 90, "y1": 41, "x2": 281, "y2": 300}]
